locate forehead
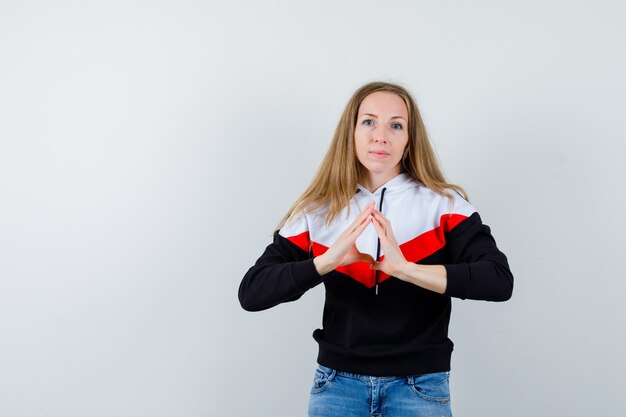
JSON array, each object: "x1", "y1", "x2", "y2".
[{"x1": 358, "y1": 91, "x2": 408, "y2": 117}]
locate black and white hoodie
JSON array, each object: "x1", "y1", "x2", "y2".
[{"x1": 238, "y1": 172, "x2": 514, "y2": 376}]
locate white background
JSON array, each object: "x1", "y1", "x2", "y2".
[{"x1": 1, "y1": 1, "x2": 625, "y2": 416}]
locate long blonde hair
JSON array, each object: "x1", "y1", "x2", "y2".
[{"x1": 274, "y1": 81, "x2": 469, "y2": 233}]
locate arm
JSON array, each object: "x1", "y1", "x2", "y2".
[
  {"x1": 395, "y1": 263, "x2": 449, "y2": 295},
  {"x1": 440, "y1": 212, "x2": 514, "y2": 301},
  {"x1": 370, "y1": 192, "x2": 513, "y2": 301},
  {"x1": 240, "y1": 201, "x2": 376, "y2": 311},
  {"x1": 238, "y1": 230, "x2": 325, "y2": 312},
  {"x1": 369, "y1": 207, "x2": 459, "y2": 295}
]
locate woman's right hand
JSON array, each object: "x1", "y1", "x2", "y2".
[{"x1": 313, "y1": 200, "x2": 376, "y2": 275}]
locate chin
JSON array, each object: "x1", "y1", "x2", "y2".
[{"x1": 361, "y1": 162, "x2": 400, "y2": 174}]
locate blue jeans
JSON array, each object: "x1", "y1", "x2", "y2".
[{"x1": 308, "y1": 364, "x2": 453, "y2": 417}]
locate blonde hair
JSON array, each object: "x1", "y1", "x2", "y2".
[{"x1": 274, "y1": 81, "x2": 469, "y2": 233}]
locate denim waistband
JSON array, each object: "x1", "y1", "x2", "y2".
[{"x1": 317, "y1": 364, "x2": 440, "y2": 381}]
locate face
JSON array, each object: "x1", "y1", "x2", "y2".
[{"x1": 354, "y1": 91, "x2": 409, "y2": 179}]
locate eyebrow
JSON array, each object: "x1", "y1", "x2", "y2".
[{"x1": 361, "y1": 113, "x2": 407, "y2": 121}]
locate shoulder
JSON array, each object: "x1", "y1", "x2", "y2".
[
  {"x1": 276, "y1": 209, "x2": 311, "y2": 253},
  {"x1": 444, "y1": 188, "x2": 477, "y2": 217},
  {"x1": 277, "y1": 203, "x2": 326, "y2": 249},
  {"x1": 417, "y1": 186, "x2": 478, "y2": 233},
  {"x1": 278, "y1": 209, "x2": 309, "y2": 238},
  {"x1": 415, "y1": 185, "x2": 476, "y2": 214}
]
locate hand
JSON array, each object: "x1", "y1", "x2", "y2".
[
  {"x1": 313, "y1": 201, "x2": 376, "y2": 275},
  {"x1": 369, "y1": 208, "x2": 410, "y2": 279}
]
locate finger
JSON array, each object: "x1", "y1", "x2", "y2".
[
  {"x1": 374, "y1": 217, "x2": 397, "y2": 249},
  {"x1": 371, "y1": 216, "x2": 389, "y2": 243},
  {"x1": 370, "y1": 215, "x2": 385, "y2": 236},
  {"x1": 349, "y1": 202, "x2": 376, "y2": 232},
  {"x1": 372, "y1": 210, "x2": 392, "y2": 227},
  {"x1": 356, "y1": 252, "x2": 375, "y2": 264},
  {"x1": 360, "y1": 200, "x2": 375, "y2": 215},
  {"x1": 349, "y1": 213, "x2": 373, "y2": 238},
  {"x1": 347, "y1": 201, "x2": 375, "y2": 231},
  {"x1": 372, "y1": 213, "x2": 399, "y2": 246}
]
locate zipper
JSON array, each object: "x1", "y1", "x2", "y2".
[{"x1": 375, "y1": 187, "x2": 387, "y2": 295}]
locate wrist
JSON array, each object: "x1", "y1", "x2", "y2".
[
  {"x1": 313, "y1": 254, "x2": 335, "y2": 276},
  {"x1": 395, "y1": 261, "x2": 416, "y2": 282}
]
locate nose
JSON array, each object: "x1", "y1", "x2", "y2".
[{"x1": 373, "y1": 125, "x2": 388, "y2": 143}]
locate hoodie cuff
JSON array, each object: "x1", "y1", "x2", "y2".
[
  {"x1": 443, "y1": 263, "x2": 470, "y2": 300},
  {"x1": 292, "y1": 258, "x2": 325, "y2": 290}
]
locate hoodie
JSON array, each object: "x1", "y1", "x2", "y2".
[{"x1": 238, "y1": 173, "x2": 514, "y2": 376}]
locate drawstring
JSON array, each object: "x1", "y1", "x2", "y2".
[{"x1": 375, "y1": 187, "x2": 387, "y2": 295}]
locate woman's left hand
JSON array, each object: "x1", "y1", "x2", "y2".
[{"x1": 369, "y1": 209, "x2": 411, "y2": 279}]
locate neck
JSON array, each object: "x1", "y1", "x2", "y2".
[{"x1": 359, "y1": 168, "x2": 401, "y2": 193}]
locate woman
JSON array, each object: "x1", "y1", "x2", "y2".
[{"x1": 238, "y1": 81, "x2": 514, "y2": 417}]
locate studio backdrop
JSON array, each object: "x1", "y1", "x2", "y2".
[{"x1": 1, "y1": 1, "x2": 624, "y2": 416}]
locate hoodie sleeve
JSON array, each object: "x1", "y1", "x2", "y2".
[
  {"x1": 238, "y1": 212, "x2": 325, "y2": 312},
  {"x1": 441, "y1": 195, "x2": 514, "y2": 302}
]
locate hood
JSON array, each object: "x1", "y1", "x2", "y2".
[
  {"x1": 355, "y1": 172, "x2": 417, "y2": 197},
  {"x1": 353, "y1": 172, "x2": 418, "y2": 295}
]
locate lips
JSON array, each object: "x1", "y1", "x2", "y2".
[{"x1": 370, "y1": 151, "x2": 390, "y2": 156}]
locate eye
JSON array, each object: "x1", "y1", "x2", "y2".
[
  {"x1": 362, "y1": 119, "x2": 374, "y2": 126},
  {"x1": 392, "y1": 123, "x2": 403, "y2": 130}
]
